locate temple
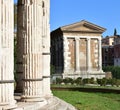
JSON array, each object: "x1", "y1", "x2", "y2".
[{"x1": 51, "y1": 20, "x2": 106, "y2": 79}]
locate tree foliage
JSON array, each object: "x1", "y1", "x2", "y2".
[
  {"x1": 103, "y1": 66, "x2": 120, "y2": 79},
  {"x1": 114, "y1": 28, "x2": 117, "y2": 36}
]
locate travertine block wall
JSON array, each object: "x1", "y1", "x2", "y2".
[{"x1": 68, "y1": 38, "x2": 99, "y2": 72}]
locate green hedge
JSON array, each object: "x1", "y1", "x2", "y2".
[
  {"x1": 103, "y1": 66, "x2": 120, "y2": 79},
  {"x1": 55, "y1": 77, "x2": 120, "y2": 87}
]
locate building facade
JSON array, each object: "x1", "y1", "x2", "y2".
[
  {"x1": 51, "y1": 20, "x2": 106, "y2": 79},
  {"x1": 102, "y1": 36, "x2": 115, "y2": 66},
  {"x1": 114, "y1": 35, "x2": 120, "y2": 66}
]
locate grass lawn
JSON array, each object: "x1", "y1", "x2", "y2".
[{"x1": 52, "y1": 90, "x2": 120, "y2": 110}]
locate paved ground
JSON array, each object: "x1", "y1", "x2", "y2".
[{"x1": 12, "y1": 93, "x2": 76, "y2": 110}]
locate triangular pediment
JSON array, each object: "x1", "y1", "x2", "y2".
[{"x1": 61, "y1": 20, "x2": 106, "y2": 33}]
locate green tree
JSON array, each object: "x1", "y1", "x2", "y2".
[{"x1": 114, "y1": 28, "x2": 117, "y2": 36}]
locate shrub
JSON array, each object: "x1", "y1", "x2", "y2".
[
  {"x1": 63, "y1": 78, "x2": 74, "y2": 85},
  {"x1": 101, "y1": 78, "x2": 107, "y2": 86},
  {"x1": 97, "y1": 78, "x2": 107, "y2": 86},
  {"x1": 110, "y1": 78, "x2": 117, "y2": 86},
  {"x1": 97, "y1": 78, "x2": 102, "y2": 86},
  {"x1": 74, "y1": 77, "x2": 82, "y2": 85},
  {"x1": 89, "y1": 77, "x2": 95, "y2": 84},
  {"x1": 82, "y1": 78, "x2": 90, "y2": 85},
  {"x1": 56, "y1": 78, "x2": 63, "y2": 84},
  {"x1": 115, "y1": 79, "x2": 120, "y2": 87}
]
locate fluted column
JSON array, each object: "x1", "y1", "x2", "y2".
[
  {"x1": 87, "y1": 38, "x2": 92, "y2": 72},
  {"x1": 75, "y1": 38, "x2": 80, "y2": 73},
  {"x1": 17, "y1": 0, "x2": 44, "y2": 102},
  {"x1": 0, "y1": 0, "x2": 16, "y2": 109},
  {"x1": 42, "y1": 0, "x2": 52, "y2": 97},
  {"x1": 98, "y1": 38, "x2": 103, "y2": 72}
]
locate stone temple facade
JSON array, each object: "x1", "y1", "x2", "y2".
[{"x1": 51, "y1": 20, "x2": 106, "y2": 79}]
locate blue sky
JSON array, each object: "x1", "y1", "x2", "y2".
[{"x1": 14, "y1": 0, "x2": 120, "y2": 37}]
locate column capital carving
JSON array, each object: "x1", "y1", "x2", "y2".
[
  {"x1": 86, "y1": 37, "x2": 91, "y2": 41},
  {"x1": 98, "y1": 37, "x2": 102, "y2": 41},
  {"x1": 75, "y1": 37, "x2": 79, "y2": 40},
  {"x1": 63, "y1": 36, "x2": 67, "y2": 41}
]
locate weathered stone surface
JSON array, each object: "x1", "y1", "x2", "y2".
[
  {"x1": 13, "y1": 95, "x2": 76, "y2": 110},
  {"x1": 16, "y1": 0, "x2": 52, "y2": 101},
  {"x1": 0, "y1": 0, "x2": 16, "y2": 109}
]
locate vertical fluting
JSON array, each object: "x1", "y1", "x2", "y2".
[
  {"x1": 42, "y1": 0, "x2": 52, "y2": 97},
  {"x1": 87, "y1": 38, "x2": 92, "y2": 72},
  {"x1": 17, "y1": 0, "x2": 44, "y2": 102},
  {"x1": 75, "y1": 38, "x2": 80, "y2": 73},
  {"x1": 98, "y1": 38, "x2": 102, "y2": 72},
  {"x1": 0, "y1": 0, "x2": 16, "y2": 109}
]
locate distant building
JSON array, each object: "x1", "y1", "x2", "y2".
[
  {"x1": 51, "y1": 20, "x2": 106, "y2": 79},
  {"x1": 102, "y1": 36, "x2": 114, "y2": 46},
  {"x1": 114, "y1": 35, "x2": 120, "y2": 66},
  {"x1": 102, "y1": 36, "x2": 115, "y2": 66}
]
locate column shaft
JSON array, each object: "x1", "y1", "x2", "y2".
[
  {"x1": 17, "y1": 0, "x2": 44, "y2": 102},
  {"x1": 0, "y1": 0, "x2": 16, "y2": 109},
  {"x1": 98, "y1": 38, "x2": 102, "y2": 72},
  {"x1": 63, "y1": 37, "x2": 69, "y2": 73},
  {"x1": 75, "y1": 38, "x2": 80, "y2": 72},
  {"x1": 87, "y1": 38, "x2": 92, "y2": 72},
  {"x1": 42, "y1": 0, "x2": 52, "y2": 97}
]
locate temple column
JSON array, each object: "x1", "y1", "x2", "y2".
[
  {"x1": 98, "y1": 38, "x2": 103, "y2": 72},
  {"x1": 17, "y1": 0, "x2": 44, "y2": 102},
  {"x1": 0, "y1": 0, "x2": 16, "y2": 109},
  {"x1": 42, "y1": 0, "x2": 52, "y2": 97},
  {"x1": 75, "y1": 38, "x2": 80, "y2": 73},
  {"x1": 63, "y1": 37, "x2": 69, "y2": 73},
  {"x1": 87, "y1": 38, "x2": 92, "y2": 72}
]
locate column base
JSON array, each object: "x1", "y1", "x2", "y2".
[
  {"x1": 21, "y1": 96, "x2": 46, "y2": 102},
  {"x1": 98, "y1": 69, "x2": 104, "y2": 73},
  {"x1": 44, "y1": 93, "x2": 53, "y2": 99},
  {"x1": 75, "y1": 70, "x2": 80, "y2": 73},
  {"x1": 0, "y1": 100, "x2": 17, "y2": 110}
]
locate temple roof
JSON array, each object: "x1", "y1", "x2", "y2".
[{"x1": 60, "y1": 20, "x2": 106, "y2": 33}]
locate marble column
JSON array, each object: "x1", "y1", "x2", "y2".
[
  {"x1": 75, "y1": 38, "x2": 80, "y2": 73},
  {"x1": 42, "y1": 0, "x2": 52, "y2": 97},
  {"x1": 0, "y1": 0, "x2": 16, "y2": 109},
  {"x1": 87, "y1": 38, "x2": 92, "y2": 72},
  {"x1": 63, "y1": 37, "x2": 69, "y2": 73},
  {"x1": 17, "y1": 0, "x2": 44, "y2": 102},
  {"x1": 98, "y1": 38, "x2": 102, "y2": 72}
]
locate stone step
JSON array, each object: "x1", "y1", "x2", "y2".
[
  {"x1": 12, "y1": 95, "x2": 76, "y2": 110},
  {"x1": 40, "y1": 97, "x2": 76, "y2": 110}
]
